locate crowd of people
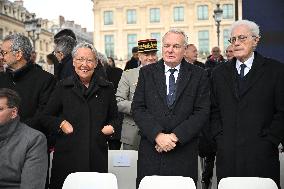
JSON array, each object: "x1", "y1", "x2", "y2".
[{"x1": 0, "y1": 19, "x2": 283, "y2": 189}]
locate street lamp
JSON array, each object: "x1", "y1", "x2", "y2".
[
  {"x1": 24, "y1": 13, "x2": 42, "y2": 49},
  {"x1": 213, "y1": 3, "x2": 223, "y2": 47}
]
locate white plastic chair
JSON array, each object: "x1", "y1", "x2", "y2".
[
  {"x1": 218, "y1": 177, "x2": 278, "y2": 189},
  {"x1": 138, "y1": 176, "x2": 196, "y2": 189},
  {"x1": 62, "y1": 172, "x2": 118, "y2": 189}
]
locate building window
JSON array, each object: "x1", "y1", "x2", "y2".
[
  {"x1": 127, "y1": 9, "x2": 136, "y2": 24},
  {"x1": 105, "y1": 35, "x2": 114, "y2": 57},
  {"x1": 104, "y1": 11, "x2": 113, "y2": 25},
  {"x1": 0, "y1": 28, "x2": 3, "y2": 40},
  {"x1": 223, "y1": 4, "x2": 234, "y2": 19},
  {"x1": 150, "y1": 8, "x2": 160, "y2": 23},
  {"x1": 223, "y1": 29, "x2": 230, "y2": 49},
  {"x1": 198, "y1": 30, "x2": 209, "y2": 55},
  {"x1": 151, "y1": 32, "x2": 161, "y2": 56},
  {"x1": 197, "y1": 5, "x2": 208, "y2": 20},
  {"x1": 127, "y1": 34, "x2": 137, "y2": 58},
  {"x1": 173, "y1": 6, "x2": 184, "y2": 22}
]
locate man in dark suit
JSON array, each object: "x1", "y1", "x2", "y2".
[
  {"x1": 184, "y1": 44, "x2": 205, "y2": 69},
  {"x1": 132, "y1": 29, "x2": 210, "y2": 187},
  {"x1": 124, "y1": 46, "x2": 139, "y2": 70},
  {"x1": 211, "y1": 20, "x2": 284, "y2": 187}
]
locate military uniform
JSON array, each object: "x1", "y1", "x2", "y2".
[{"x1": 116, "y1": 67, "x2": 141, "y2": 150}]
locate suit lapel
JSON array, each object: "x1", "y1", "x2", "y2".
[
  {"x1": 240, "y1": 52, "x2": 265, "y2": 97},
  {"x1": 174, "y1": 60, "x2": 192, "y2": 106},
  {"x1": 152, "y1": 60, "x2": 168, "y2": 106},
  {"x1": 222, "y1": 60, "x2": 240, "y2": 100}
]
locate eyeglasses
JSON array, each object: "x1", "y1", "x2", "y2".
[
  {"x1": 163, "y1": 44, "x2": 185, "y2": 50},
  {"x1": 75, "y1": 57, "x2": 95, "y2": 64},
  {"x1": 228, "y1": 35, "x2": 256, "y2": 44}
]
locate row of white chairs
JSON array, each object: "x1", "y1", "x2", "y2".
[{"x1": 62, "y1": 173, "x2": 278, "y2": 189}]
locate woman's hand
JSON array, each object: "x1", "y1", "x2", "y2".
[
  {"x1": 101, "y1": 125, "x2": 114, "y2": 135},
  {"x1": 60, "y1": 120, "x2": 73, "y2": 134}
]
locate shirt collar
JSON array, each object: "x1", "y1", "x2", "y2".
[
  {"x1": 164, "y1": 62, "x2": 181, "y2": 73},
  {"x1": 236, "y1": 52, "x2": 254, "y2": 70}
]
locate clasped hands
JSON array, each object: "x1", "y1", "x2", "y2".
[
  {"x1": 60, "y1": 120, "x2": 114, "y2": 135},
  {"x1": 155, "y1": 133, "x2": 178, "y2": 153}
]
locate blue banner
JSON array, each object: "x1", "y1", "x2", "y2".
[{"x1": 242, "y1": 0, "x2": 284, "y2": 63}]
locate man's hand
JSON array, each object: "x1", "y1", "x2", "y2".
[
  {"x1": 60, "y1": 120, "x2": 73, "y2": 134},
  {"x1": 101, "y1": 125, "x2": 114, "y2": 135},
  {"x1": 155, "y1": 133, "x2": 177, "y2": 152}
]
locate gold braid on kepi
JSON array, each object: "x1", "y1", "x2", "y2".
[{"x1": 138, "y1": 39, "x2": 158, "y2": 53}]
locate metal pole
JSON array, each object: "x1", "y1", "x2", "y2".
[
  {"x1": 235, "y1": 0, "x2": 239, "y2": 21},
  {"x1": 217, "y1": 21, "x2": 220, "y2": 47}
]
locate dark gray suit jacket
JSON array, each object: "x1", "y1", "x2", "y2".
[{"x1": 132, "y1": 58, "x2": 210, "y2": 183}]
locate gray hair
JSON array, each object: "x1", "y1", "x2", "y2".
[
  {"x1": 3, "y1": 33, "x2": 32, "y2": 61},
  {"x1": 230, "y1": 20, "x2": 260, "y2": 37},
  {"x1": 97, "y1": 52, "x2": 108, "y2": 66},
  {"x1": 54, "y1": 36, "x2": 76, "y2": 57},
  {"x1": 162, "y1": 28, "x2": 189, "y2": 46},
  {"x1": 71, "y1": 42, "x2": 98, "y2": 63}
]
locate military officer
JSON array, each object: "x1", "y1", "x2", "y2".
[{"x1": 116, "y1": 39, "x2": 158, "y2": 150}]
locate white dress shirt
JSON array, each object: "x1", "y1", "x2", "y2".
[
  {"x1": 236, "y1": 52, "x2": 254, "y2": 77},
  {"x1": 164, "y1": 63, "x2": 181, "y2": 95}
]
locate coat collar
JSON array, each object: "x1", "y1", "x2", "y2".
[
  {"x1": 6, "y1": 62, "x2": 34, "y2": 80},
  {"x1": 222, "y1": 52, "x2": 266, "y2": 100},
  {"x1": 0, "y1": 117, "x2": 20, "y2": 141},
  {"x1": 62, "y1": 70, "x2": 111, "y2": 101}
]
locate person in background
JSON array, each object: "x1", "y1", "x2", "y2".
[
  {"x1": 184, "y1": 44, "x2": 205, "y2": 69},
  {"x1": 0, "y1": 88, "x2": 48, "y2": 189},
  {"x1": 0, "y1": 47, "x2": 5, "y2": 72},
  {"x1": 54, "y1": 29, "x2": 77, "y2": 42},
  {"x1": 124, "y1": 46, "x2": 139, "y2": 70},
  {"x1": 116, "y1": 39, "x2": 158, "y2": 151},
  {"x1": 103, "y1": 56, "x2": 123, "y2": 150},
  {"x1": 225, "y1": 44, "x2": 234, "y2": 61},
  {"x1": 132, "y1": 29, "x2": 210, "y2": 187},
  {"x1": 210, "y1": 19, "x2": 284, "y2": 187},
  {"x1": 53, "y1": 36, "x2": 76, "y2": 81},
  {"x1": 42, "y1": 42, "x2": 118, "y2": 189},
  {"x1": 30, "y1": 50, "x2": 42, "y2": 69},
  {"x1": 205, "y1": 46, "x2": 225, "y2": 76},
  {"x1": 42, "y1": 53, "x2": 58, "y2": 75}
]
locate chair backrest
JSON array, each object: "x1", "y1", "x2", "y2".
[
  {"x1": 218, "y1": 177, "x2": 278, "y2": 189},
  {"x1": 138, "y1": 176, "x2": 196, "y2": 189},
  {"x1": 108, "y1": 150, "x2": 138, "y2": 189},
  {"x1": 62, "y1": 172, "x2": 118, "y2": 189}
]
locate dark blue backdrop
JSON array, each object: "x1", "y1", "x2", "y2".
[{"x1": 242, "y1": 0, "x2": 284, "y2": 63}]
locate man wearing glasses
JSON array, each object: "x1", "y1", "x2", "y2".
[
  {"x1": 210, "y1": 20, "x2": 284, "y2": 187},
  {"x1": 0, "y1": 34, "x2": 55, "y2": 132}
]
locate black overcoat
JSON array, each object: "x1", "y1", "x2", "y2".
[
  {"x1": 43, "y1": 74, "x2": 118, "y2": 189},
  {"x1": 210, "y1": 52, "x2": 284, "y2": 186},
  {"x1": 0, "y1": 63, "x2": 56, "y2": 131},
  {"x1": 132, "y1": 59, "x2": 210, "y2": 185}
]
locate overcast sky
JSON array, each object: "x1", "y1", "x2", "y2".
[{"x1": 13, "y1": 0, "x2": 94, "y2": 32}]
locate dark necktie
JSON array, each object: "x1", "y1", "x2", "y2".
[
  {"x1": 167, "y1": 68, "x2": 177, "y2": 106},
  {"x1": 240, "y1": 64, "x2": 247, "y2": 78}
]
